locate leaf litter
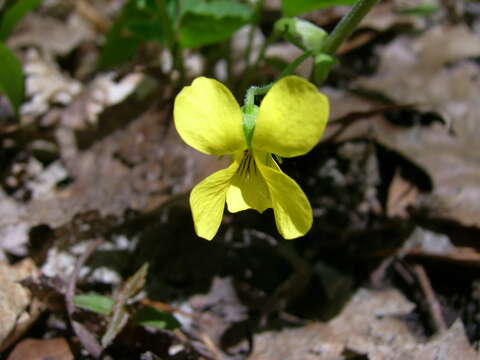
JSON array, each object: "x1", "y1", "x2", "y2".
[{"x1": 1, "y1": 0, "x2": 480, "y2": 359}]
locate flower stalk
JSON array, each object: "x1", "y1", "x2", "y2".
[{"x1": 321, "y1": 0, "x2": 380, "y2": 55}]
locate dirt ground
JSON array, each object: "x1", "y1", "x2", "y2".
[{"x1": 1, "y1": 0, "x2": 480, "y2": 359}]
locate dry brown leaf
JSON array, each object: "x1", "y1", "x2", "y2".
[
  {"x1": 8, "y1": 13, "x2": 95, "y2": 56},
  {"x1": 58, "y1": 72, "x2": 144, "y2": 130},
  {"x1": 411, "y1": 320, "x2": 479, "y2": 360},
  {"x1": 353, "y1": 25, "x2": 480, "y2": 228},
  {"x1": 329, "y1": 288, "x2": 417, "y2": 356},
  {"x1": 373, "y1": 118, "x2": 480, "y2": 228},
  {"x1": 355, "y1": 25, "x2": 480, "y2": 132},
  {"x1": 387, "y1": 169, "x2": 419, "y2": 218},
  {"x1": 360, "y1": 1, "x2": 429, "y2": 32},
  {"x1": 21, "y1": 49, "x2": 83, "y2": 117},
  {"x1": 249, "y1": 288, "x2": 479, "y2": 360},
  {"x1": 6, "y1": 337, "x2": 74, "y2": 360},
  {"x1": 404, "y1": 227, "x2": 480, "y2": 266},
  {"x1": 249, "y1": 323, "x2": 343, "y2": 360},
  {"x1": 250, "y1": 288, "x2": 415, "y2": 359},
  {"x1": 0, "y1": 259, "x2": 41, "y2": 352},
  {"x1": 322, "y1": 87, "x2": 387, "y2": 143}
]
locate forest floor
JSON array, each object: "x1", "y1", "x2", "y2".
[{"x1": 1, "y1": 0, "x2": 480, "y2": 359}]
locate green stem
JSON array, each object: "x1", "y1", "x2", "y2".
[
  {"x1": 244, "y1": 50, "x2": 313, "y2": 106},
  {"x1": 243, "y1": 0, "x2": 378, "y2": 102},
  {"x1": 242, "y1": 0, "x2": 264, "y2": 68},
  {"x1": 278, "y1": 50, "x2": 313, "y2": 78},
  {"x1": 321, "y1": 0, "x2": 379, "y2": 55},
  {"x1": 239, "y1": 30, "x2": 276, "y2": 95}
]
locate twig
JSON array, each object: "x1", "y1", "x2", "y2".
[
  {"x1": 412, "y1": 263, "x2": 447, "y2": 333},
  {"x1": 394, "y1": 261, "x2": 415, "y2": 285},
  {"x1": 198, "y1": 331, "x2": 222, "y2": 360},
  {"x1": 173, "y1": 329, "x2": 217, "y2": 360},
  {"x1": 370, "y1": 255, "x2": 395, "y2": 288},
  {"x1": 75, "y1": 0, "x2": 111, "y2": 33},
  {"x1": 65, "y1": 238, "x2": 104, "y2": 358},
  {"x1": 140, "y1": 298, "x2": 198, "y2": 319}
]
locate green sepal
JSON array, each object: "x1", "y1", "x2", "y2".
[
  {"x1": 314, "y1": 53, "x2": 338, "y2": 84},
  {"x1": 274, "y1": 17, "x2": 328, "y2": 54},
  {"x1": 241, "y1": 104, "x2": 259, "y2": 148}
]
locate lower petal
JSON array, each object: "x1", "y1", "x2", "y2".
[
  {"x1": 226, "y1": 151, "x2": 271, "y2": 213},
  {"x1": 190, "y1": 163, "x2": 238, "y2": 240},
  {"x1": 256, "y1": 156, "x2": 313, "y2": 239}
]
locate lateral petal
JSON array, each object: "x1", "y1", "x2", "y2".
[
  {"x1": 252, "y1": 76, "x2": 329, "y2": 158},
  {"x1": 255, "y1": 154, "x2": 313, "y2": 239},
  {"x1": 190, "y1": 162, "x2": 238, "y2": 240},
  {"x1": 174, "y1": 77, "x2": 246, "y2": 156}
]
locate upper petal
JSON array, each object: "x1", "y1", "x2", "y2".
[
  {"x1": 255, "y1": 154, "x2": 313, "y2": 239},
  {"x1": 252, "y1": 76, "x2": 329, "y2": 158},
  {"x1": 174, "y1": 77, "x2": 246, "y2": 156},
  {"x1": 226, "y1": 151, "x2": 272, "y2": 213},
  {"x1": 190, "y1": 162, "x2": 238, "y2": 240}
]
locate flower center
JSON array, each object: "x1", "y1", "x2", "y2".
[{"x1": 236, "y1": 150, "x2": 257, "y2": 178}]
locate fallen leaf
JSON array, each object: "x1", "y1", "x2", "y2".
[
  {"x1": 249, "y1": 288, "x2": 479, "y2": 359},
  {"x1": 249, "y1": 323, "x2": 343, "y2": 360},
  {"x1": 0, "y1": 258, "x2": 40, "y2": 351},
  {"x1": 354, "y1": 25, "x2": 480, "y2": 228},
  {"x1": 6, "y1": 337, "x2": 74, "y2": 360},
  {"x1": 407, "y1": 320, "x2": 478, "y2": 360},
  {"x1": 329, "y1": 288, "x2": 417, "y2": 356},
  {"x1": 8, "y1": 13, "x2": 95, "y2": 56},
  {"x1": 387, "y1": 169, "x2": 419, "y2": 218},
  {"x1": 355, "y1": 25, "x2": 480, "y2": 132},
  {"x1": 360, "y1": 1, "x2": 431, "y2": 32},
  {"x1": 21, "y1": 49, "x2": 82, "y2": 116},
  {"x1": 403, "y1": 227, "x2": 480, "y2": 266}
]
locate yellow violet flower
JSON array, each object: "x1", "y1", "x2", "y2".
[{"x1": 174, "y1": 75, "x2": 329, "y2": 240}]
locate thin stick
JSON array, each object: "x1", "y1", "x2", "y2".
[
  {"x1": 412, "y1": 263, "x2": 447, "y2": 333},
  {"x1": 65, "y1": 238, "x2": 104, "y2": 358}
]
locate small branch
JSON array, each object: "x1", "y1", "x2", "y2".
[
  {"x1": 240, "y1": 31, "x2": 276, "y2": 90},
  {"x1": 243, "y1": 50, "x2": 313, "y2": 107},
  {"x1": 66, "y1": 238, "x2": 104, "y2": 358},
  {"x1": 278, "y1": 50, "x2": 313, "y2": 78},
  {"x1": 75, "y1": 0, "x2": 111, "y2": 33},
  {"x1": 322, "y1": 0, "x2": 380, "y2": 55},
  {"x1": 412, "y1": 263, "x2": 447, "y2": 333}
]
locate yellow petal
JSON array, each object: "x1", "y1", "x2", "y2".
[
  {"x1": 190, "y1": 162, "x2": 238, "y2": 240},
  {"x1": 252, "y1": 76, "x2": 329, "y2": 158},
  {"x1": 226, "y1": 151, "x2": 271, "y2": 213},
  {"x1": 174, "y1": 77, "x2": 246, "y2": 156},
  {"x1": 255, "y1": 154, "x2": 313, "y2": 239}
]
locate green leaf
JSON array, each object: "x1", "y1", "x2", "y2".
[
  {"x1": 282, "y1": 0, "x2": 356, "y2": 16},
  {"x1": 0, "y1": 0, "x2": 42, "y2": 41},
  {"x1": 398, "y1": 2, "x2": 438, "y2": 16},
  {"x1": 99, "y1": 0, "x2": 173, "y2": 68},
  {"x1": 99, "y1": 20, "x2": 143, "y2": 68},
  {"x1": 187, "y1": 0, "x2": 253, "y2": 19},
  {"x1": 132, "y1": 306, "x2": 180, "y2": 330},
  {"x1": 101, "y1": 263, "x2": 149, "y2": 348},
  {"x1": 179, "y1": 0, "x2": 254, "y2": 48},
  {"x1": 0, "y1": 42, "x2": 23, "y2": 113},
  {"x1": 73, "y1": 294, "x2": 115, "y2": 315}
]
